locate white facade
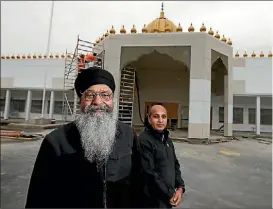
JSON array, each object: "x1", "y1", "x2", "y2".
[{"x1": 1, "y1": 33, "x2": 272, "y2": 137}]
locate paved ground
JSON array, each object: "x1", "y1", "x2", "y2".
[{"x1": 1, "y1": 131, "x2": 272, "y2": 209}]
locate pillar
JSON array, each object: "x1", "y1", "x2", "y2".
[
  {"x1": 256, "y1": 96, "x2": 261, "y2": 135},
  {"x1": 103, "y1": 41, "x2": 122, "y2": 120},
  {"x1": 177, "y1": 104, "x2": 182, "y2": 129},
  {"x1": 49, "y1": 90, "x2": 55, "y2": 119},
  {"x1": 4, "y1": 89, "x2": 11, "y2": 120},
  {"x1": 73, "y1": 90, "x2": 78, "y2": 119},
  {"x1": 25, "y1": 90, "x2": 32, "y2": 121},
  {"x1": 188, "y1": 44, "x2": 211, "y2": 139},
  {"x1": 224, "y1": 57, "x2": 233, "y2": 136}
]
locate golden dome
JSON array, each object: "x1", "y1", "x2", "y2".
[
  {"x1": 208, "y1": 27, "x2": 214, "y2": 35},
  {"x1": 227, "y1": 38, "x2": 232, "y2": 45},
  {"x1": 55, "y1": 53, "x2": 59, "y2": 58},
  {"x1": 251, "y1": 51, "x2": 256, "y2": 57},
  {"x1": 146, "y1": 3, "x2": 177, "y2": 33},
  {"x1": 260, "y1": 51, "x2": 264, "y2": 57},
  {"x1": 96, "y1": 38, "x2": 100, "y2": 44},
  {"x1": 61, "y1": 53, "x2": 65, "y2": 58},
  {"x1": 11, "y1": 55, "x2": 15, "y2": 59},
  {"x1": 176, "y1": 23, "x2": 182, "y2": 32},
  {"x1": 6, "y1": 55, "x2": 10, "y2": 59},
  {"x1": 22, "y1": 55, "x2": 26, "y2": 59},
  {"x1": 269, "y1": 51, "x2": 272, "y2": 57},
  {"x1": 67, "y1": 54, "x2": 72, "y2": 58},
  {"x1": 243, "y1": 51, "x2": 248, "y2": 57},
  {"x1": 214, "y1": 31, "x2": 220, "y2": 39},
  {"x1": 221, "y1": 35, "x2": 227, "y2": 42},
  {"x1": 235, "y1": 51, "x2": 239, "y2": 57},
  {"x1": 142, "y1": 24, "x2": 148, "y2": 33},
  {"x1": 33, "y1": 54, "x2": 37, "y2": 59},
  {"x1": 120, "y1": 25, "x2": 126, "y2": 34},
  {"x1": 27, "y1": 54, "x2": 31, "y2": 59},
  {"x1": 16, "y1": 55, "x2": 21, "y2": 59},
  {"x1": 100, "y1": 35, "x2": 104, "y2": 41},
  {"x1": 131, "y1": 25, "x2": 137, "y2": 33},
  {"x1": 105, "y1": 30, "x2": 109, "y2": 37},
  {"x1": 49, "y1": 53, "x2": 54, "y2": 58},
  {"x1": 188, "y1": 23, "x2": 194, "y2": 32},
  {"x1": 38, "y1": 54, "x2": 42, "y2": 59},
  {"x1": 165, "y1": 27, "x2": 171, "y2": 32},
  {"x1": 200, "y1": 23, "x2": 206, "y2": 32},
  {"x1": 44, "y1": 54, "x2": 47, "y2": 58},
  {"x1": 1, "y1": 55, "x2": 5, "y2": 59},
  {"x1": 110, "y1": 26, "x2": 116, "y2": 34}
]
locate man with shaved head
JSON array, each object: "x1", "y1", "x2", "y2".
[
  {"x1": 25, "y1": 67, "x2": 142, "y2": 208},
  {"x1": 138, "y1": 104, "x2": 185, "y2": 208}
]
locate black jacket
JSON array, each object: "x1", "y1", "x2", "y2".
[
  {"x1": 138, "y1": 125, "x2": 185, "y2": 208},
  {"x1": 25, "y1": 121, "x2": 142, "y2": 208}
]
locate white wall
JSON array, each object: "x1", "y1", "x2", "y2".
[
  {"x1": 1, "y1": 59, "x2": 66, "y2": 90},
  {"x1": 233, "y1": 58, "x2": 272, "y2": 95},
  {"x1": 212, "y1": 95, "x2": 272, "y2": 133}
]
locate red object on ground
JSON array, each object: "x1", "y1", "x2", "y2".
[{"x1": 0, "y1": 130, "x2": 22, "y2": 137}]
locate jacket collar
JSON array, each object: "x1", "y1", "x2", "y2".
[{"x1": 145, "y1": 124, "x2": 169, "y2": 142}]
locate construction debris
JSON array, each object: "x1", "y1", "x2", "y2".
[{"x1": 1, "y1": 130, "x2": 44, "y2": 141}]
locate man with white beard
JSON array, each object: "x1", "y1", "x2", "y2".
[{"x1": 25, "y1": 67, "x2": 143, "y2": 208}]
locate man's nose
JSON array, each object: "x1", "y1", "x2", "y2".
[{"x1": 91, "y1": 94, "x2": 103, "y2": 105}]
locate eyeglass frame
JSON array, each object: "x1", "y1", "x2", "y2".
[{"x1": 81, "y1": 90, "x2": 113, "y2": 102}]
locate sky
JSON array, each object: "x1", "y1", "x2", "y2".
[{"x1": 1, "y1": 1, "x2": 273, "y2": 56}]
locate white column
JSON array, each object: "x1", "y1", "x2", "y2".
[
  {"x1": 73, "y1": 90, "x2": 78, "y2": 119},
  {"x1": 25, "y1": 90, "x2": 32, "y2": 121},
  {"x1": 44, "y1": 99, "x2": 49, "y2": 115},
  {"x1": 256, "y1": 96, "x2": 261, "y2": 135},
  {"x1": 49, "y1": 90, "x2": 55, "y2": 119},
  {"x1": 4, "y1": 89, "x2": 11, "y2": 120},
  {"x1": 224, "y1": 56, "x2": 233, "y2": 136},
  {"x1": 188, "y1": 44, "x2": 211, "y2": 139},
  {"x1": 177, "y1": 104, "x2": 182, "y2": 129}
]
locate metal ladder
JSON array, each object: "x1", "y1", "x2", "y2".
[
  {"x1": 118, "y1": 66, "x2": 136, "y2": 126},
  {"x1": 62, "y1": 35, "x2": 105, "y2": 121}
]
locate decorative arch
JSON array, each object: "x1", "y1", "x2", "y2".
[
  {"x1": 120, "y1": 46, "x2": 190, "y2": 70},
  {"x1": 121, "y1": 49, "x2": 189, "y2": 72},
  {"x1": 211, "y1": 57, "x2": 228, "y2": 75}
]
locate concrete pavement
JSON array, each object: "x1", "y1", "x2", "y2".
[{"x1": 1, "y1": 134, "x2": 272, "y2": 208}]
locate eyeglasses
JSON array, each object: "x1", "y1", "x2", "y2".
[{"x1": 83, "y1": 91, "x2": 113, "y2": 101}]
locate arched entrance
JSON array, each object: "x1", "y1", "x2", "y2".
[
  {"x1": 211, "y1": 56, "x2": 228, "y2": 132},
  {"x1": 118, "y1": 49, "x2": 190, "y2": 130}
]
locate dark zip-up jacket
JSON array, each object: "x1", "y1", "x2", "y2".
[
  {"x1": 25, "y1": 121, "x2": 142, "y2": 208},
  {"x1": 138, "y1": 125, "x2": 185, "y2": 208}
]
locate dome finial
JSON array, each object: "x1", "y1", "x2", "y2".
[{"x1": 160, "y1": 2, "x2": 164, "y2": 18}]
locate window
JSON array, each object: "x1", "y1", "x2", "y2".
[
  {"x1": 248, "y1": 108, "x2": 256, "y2": 124},
  {"x1": 0, "y1": 99, "x2": 5, "y2": 112},
  {"x1": 261, "y1": 109, "x2": 272, "y2": 125},
  {"x1": 54, "y1": 101, "x2": 74, "y2": 115},
  {"x1": 54, "y1": 101, "x2": 63, "y2": 115},
  {"x1": 233, "y1": 107, "x2": 243, "y2": 124},
  {"x1": 11, "y1": 99, "x2": 26, "y2": 112},
  {"x1": 31, "y1": 100, "x2": 42, "y2": 113},
  {"x1": 218, "y1": 107, "x2": 224, "y2": 123}
]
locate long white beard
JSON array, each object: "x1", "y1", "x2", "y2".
[{"x1": 75, "y1": 105, "x2": 118, "y2": 167}]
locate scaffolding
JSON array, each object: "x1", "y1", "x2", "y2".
[{"x1": 62, "y1": 35, "x2": 105, "y2": 121}]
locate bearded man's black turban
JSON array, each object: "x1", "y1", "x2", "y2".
[{"x1": 74, "y1": 67, "x2": 116, "y2": 98}]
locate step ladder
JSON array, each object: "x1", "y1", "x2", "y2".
[
  {"x1": 118, "y1": 66, "x2": 136, "y2": 126},
  {"x1": 62, "y1": 35, "x2": 105, "y2": 121}
]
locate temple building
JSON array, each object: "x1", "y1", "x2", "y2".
[{"x1": 1, "y1": 3, "x2": 272, "y2": 138}]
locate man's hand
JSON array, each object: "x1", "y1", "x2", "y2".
[{"x1": 169, "y1": 188, "x2": 183, "y2": 207}]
